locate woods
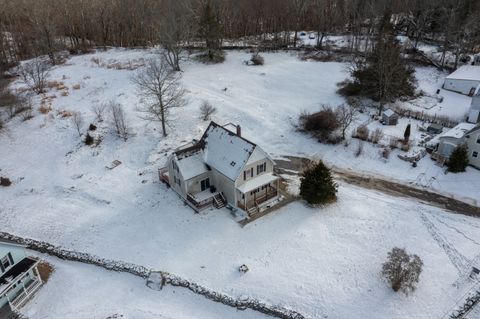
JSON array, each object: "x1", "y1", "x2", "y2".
[{"x1": 1, "y1": 0, "x2": 480, "y2": 69}]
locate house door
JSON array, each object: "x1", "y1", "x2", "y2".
[{"x1": 200, "y1": 178, "x2": 210, "y2": 191}]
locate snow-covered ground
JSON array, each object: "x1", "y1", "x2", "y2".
[
  {"x1": 1, "y1": 49, "x2": 480, "y2": 318},
  {"x1": 23, "y1": 255, "x2": 268, "y2": 319}
]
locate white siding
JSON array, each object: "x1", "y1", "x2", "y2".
[{"x1": 466, "y1": 131, "x2": 480, "y2": 169}]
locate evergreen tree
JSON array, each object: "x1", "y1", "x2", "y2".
[
  {"x1": 447, "y1": 144, "x2": 469, "y2": 173},
  {"x1": 199, "y1": 0, "x2": 222, "y2": 61},
  {"x1": 300, "y1": 161, "x2": 337, "y2": 205},
  {"x1": 339, "y1": 13, "x2": 415, "y2": 114},
  {"x1": 404, "y1": 124, "x2": 411, "y2": 143}
]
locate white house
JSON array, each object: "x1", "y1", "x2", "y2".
[
  {"x1": 429, "y1": 122, "x2": 476, "y2": 164},
  {"x1": 159, "y1": 122, "x2": 280, "y2": 215},
  {"x1": 443, "y1": 65, "x2": 480, "y2": 95},
  {"x1": 467, "y1": 85, "x2": 480, "y2": 123},
  {"x1": 465, "y1": 126, "x2": 480, "y2": 169},
  {"x1": 0, "y1": 239, "x2": 43, "y2": 316}
]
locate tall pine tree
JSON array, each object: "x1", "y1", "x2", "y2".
[
  {"x1": 199, "y1": 0, "x2": 222, "y2": 61},
  {"x1": 340, "y1": 11, "x2": 415, "y2": 114}
]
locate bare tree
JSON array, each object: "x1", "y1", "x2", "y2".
[
  {"x1": 200, "y1": 100, "x2": 217, "y2": 121},
  {"x1": 109, "y1": 100, "x2": 128, "y2": 141},
  {"x1": 158, "y1": 0, "x2": 192, "y2": 71},
  {"x1": 335, "y1": 103, "x2": 358, "y2": 140},
  {"x1": 91, "y1": 103, "x2": 107, "y2": 122},
  {"x1": 131, "y1": 57, "x2": 185, "y2": 137},
  {"x1": 382, "y1": 247, "x2": 423, "y2": 294},
  {"x1": 18, "y1": 58, "x2": 51, "y2": 94},
  {"x1": 71, "y1": 111, "x2": 84, "y2": 137}
]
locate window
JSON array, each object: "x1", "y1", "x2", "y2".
[
  {"x1": 256, "y1": 162, "x2": 267, "y2": 174},
  {"x1": 0, "y1": 253, "x2": 13, "y2": 273},
  {"x1": 477, "y1": 136, "x2": 480, "y2": 144},
  {"x1": 250, "y1": 167, "x2": 253, "y2": 177},
  {"x1": 243, "y1": 171, "x2": 246, "y2": 180},
  {"x1": 473, "y1": 151, "x2": 479, "y2": 158}
]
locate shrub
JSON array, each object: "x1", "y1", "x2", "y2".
[
  {"x1": 301, "y1": 106, "x2": 339, "y2": 142},
  {"x1": 89, "y1": 123, "x2": 97, "y2": 131},
  {"x1": 91, "y1": 103, "x2": 107, "y2": 122},
  {"x1": 353, "y1": 125, "x2": 369, "y2": 141},
  {"x1": 447, "y1": 144, "x2": 469, "y2": 173},
  {"x1": 0, "y1": 177, "x2": 12, "y2": 186},
  {"x1": 381, "y1": 147, "x2": 391, "y2": 159},
  {"x1": 250, "y1": 53, "x2": 265, "y2": 65},
  {"x1": 370, "y1": 128, "x2": 384, "y2": 144},
  {"x1": 72, "y1": 84, "x2": 81, "y2": 90},
  {"x1": 71, "y1": 112, "x2": 84, "y2": 137},
  {"x1": 39, "y1": 105, "x2": 52, "y2": 114},
  {"x1": 382, "y1": 247, "x2": 423, "y2": 294},
  {"x1": 299, "y1": 161, "x2": 337, "y2": 205},
  {"x1": 200, "y1": 100, "x2": 217, "y2": 121},
  {"x1": 85, "y1": 133, "x2": 94, "y2": 145}
]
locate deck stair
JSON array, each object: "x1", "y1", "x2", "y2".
[{"x1": 213, "y1": 193, "x2": 226, "y2": 209}]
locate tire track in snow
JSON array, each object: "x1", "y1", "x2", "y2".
[
  {"x1": 431, "y1": 214, "x2": 480, "y2": 246},
  {"x1": 420, "y1": 212, "x2": 470, "y2": 275}
]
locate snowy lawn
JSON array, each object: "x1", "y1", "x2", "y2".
[
  {"x1": 23, "y1": 255, "x2": 269, "y2": 319},
  {"x1": 1, "y1": 49, "x2": 480, "y2": 318}
]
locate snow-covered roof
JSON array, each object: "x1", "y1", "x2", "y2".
[
  {"x1": 236, "y1": 173, "x2": 279, "y2": 193},
  {"x1": 202, "y1": 122, "x2": 256, "y2": 180},
  {"x1": 176, "y1": 152, "x2": 209, "y2": 180},
  {"x1": 0, "y1": 238, "x2": 25, "y2": 247},
  {"x1": 439, "y1": 123, "x2": 476, "y2": 139},
  {"x1": 446, "y1": 66, "x2": 480, "y2": 81},
  {"x1": 382, "y1": 109, "x2": 396, "y2": 117}
]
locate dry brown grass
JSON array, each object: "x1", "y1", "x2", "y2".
[
  {"x1": 39, "y1": 104, "x2": 52, "y2": 114},
  {"x1": 61, "y1": 91, "x2": 69, "y2": 97},
  {"x1": 72, "y1": 84, "x2": 81, "y2": 90},
  {"x1": 57, "y1": 110, "x2": 73, "y2": 118},
  {"x1": 37, "y1": 261, "x2": 54, "y2": 283}
]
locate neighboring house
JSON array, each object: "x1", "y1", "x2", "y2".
[
  {"x1": 159, "y1": 122, "x2": 280, "y2": 215},
  {"x1": 465, "y1": 126, "x2": 480, "y2": 169},
  {"x1": 443, "y1": 65, "x2": 480, "y2": 95},
  {"x1": 430, "y1": 122, "x2": 476, "y2": 164},
  {"x1": 0, "y1": 239, "x2": 43, "y2": 316},
  {"x1": 381, "y1": 109, "x2": 398, "y2": 125},
  {"x1": 467, "y1": 85, "x2": 480, "y2": 124}
]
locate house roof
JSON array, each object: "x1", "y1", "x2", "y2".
[
  {"x1": 200, "y1": 122, "x2": 256, "y2": 181},
  {"x1": 446, "y1": 66, "x2": 480, "y2": 81},
  {"x1": 440, "y1": 123, "x2": 476, "y2": 139},
  {"x1": 0, "y1": 238, "x2": 25, "y2": 248},
  {"x1": 236, "y1": 173, "x2": 279, "y2": 193},
  {"x1": 176, "y1": 152, "x2": 209, "y2": 180},
  {"x1": 382, "y1": 109, "x2": 396, "y2": 117}
]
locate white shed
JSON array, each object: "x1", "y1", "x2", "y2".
[{"x1": 443, "y1": 66, "x2": 480, "y2": 95}]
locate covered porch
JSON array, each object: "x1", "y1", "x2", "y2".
[
  {"x1": 0, "y1": 257, "x2": 43, "y2": 312},
  {"x1": 236, "y1": 173, "x2": 279, "y2": 214}
]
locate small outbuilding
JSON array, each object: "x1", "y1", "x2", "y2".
[
  {"x1": 381, "y1": 109, "x2": 398, "y2": 126},
  {"x1": 443, "y1": 65, "x2": 480, "y2": 95}
]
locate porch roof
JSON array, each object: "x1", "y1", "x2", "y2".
[
  {"x1": 236, "y1": 173, "x2": 278, "y2": 193},
  {"x1": 0, "y1": 257, "x2": 38, "y2": 295}
]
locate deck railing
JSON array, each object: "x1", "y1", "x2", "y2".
[{"x1": 10, "y1": 279, "x2": 42, "y2": 310}]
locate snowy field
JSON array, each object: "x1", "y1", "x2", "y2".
[
  {"x1": 23, "y1": 255, "x2": 268, "y2": 319},
  {"x1": 1, "y1": 49, "x2": 480, "y2": 318}
]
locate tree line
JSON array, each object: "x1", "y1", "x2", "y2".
[{"x1": 0, "y1": 0, "x2": 479, "y2": 68}]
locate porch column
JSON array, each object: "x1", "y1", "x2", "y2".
[{"x1": 34, "y1": 265, "x2": 43, "y2": 283}]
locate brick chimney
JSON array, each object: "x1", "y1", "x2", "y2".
[{"x1": 236, "y1": 125, "x2": 241, "y2": 137}]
